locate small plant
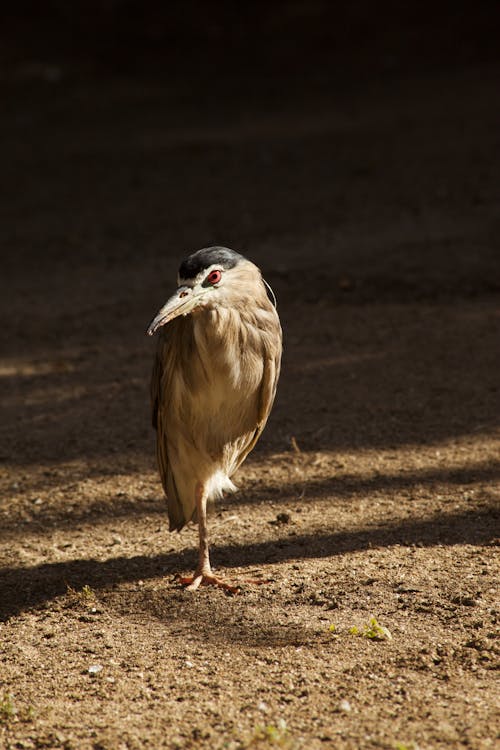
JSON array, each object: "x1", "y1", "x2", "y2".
[
  {"x1": 242, "y1": 720, "x2": 294, "y2": 748},
  {"x1": 0, "y1": 693, "x2": 17, "y2": 723},
  {"x1": 0, "y1": 694, "x2": 35, "y2": 725},
  {"x1": 349, "y1": 617, "x2": 392, "y2": 641},
  {"x1": 67, "y1": 583, "x2": 96, "y2": 603},
  {"x1": 80, "y1": 584, "x2": 96, "y2": 601},
  {"x1": 363, "y1": 617, "x2": 392, "y2": 641}
]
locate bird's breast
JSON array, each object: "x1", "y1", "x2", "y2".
[
  {"x1": 168, "y1": 309, "x2": 265, "y2": 439},
  {"x1": 157, "y1": 297, "x2": 280, "y2": 479}
]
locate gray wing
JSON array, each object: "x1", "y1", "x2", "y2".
[
  {"x1": 150, "y1": 322, "x2": 194, "y2": 531},
  {"x1": 230, "y1": 327, "x2": 282, "y2": 474}
]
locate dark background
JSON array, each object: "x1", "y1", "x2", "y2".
[
  {"x1": 2, "y1": 1, "x2": 500, "y2": 73},
  {"x1": 1, "y1": 1, "x2": 499, "y2": 463}
]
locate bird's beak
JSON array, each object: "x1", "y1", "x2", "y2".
[{"x1": 146, "y1": 286, "x2": 203, "y2": 336}]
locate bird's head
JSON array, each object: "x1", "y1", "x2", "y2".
[{"x1": 147, "y1": 246, "x2": 276, "y2": 336}]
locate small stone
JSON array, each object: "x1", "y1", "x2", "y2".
[
  {"x1": 339, "y1": 699, "x2": 351, "y2": 713},
  {"x1": 88, "y1": 664, "x2": 103, "y2": 675}
]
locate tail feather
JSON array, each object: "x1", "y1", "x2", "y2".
[
  {"x1": 163, "y1": 468, "x2": 236, "y2": 531},
  {"x1": 206, "y1": 470, "x2": 237, "y2": 500},
  {"x1": 165, "y1": 469, "x2": 192, "y2": 531}
]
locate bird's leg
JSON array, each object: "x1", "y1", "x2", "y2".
[
  {"x1": 190, "y1": 482, "x2": 212, "y2": 584},
  {"x1": 179, "y1": 482, "x2": 240, "y2": 594}
]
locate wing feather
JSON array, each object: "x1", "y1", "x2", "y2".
[
  {"x1": 151, "y1": 320, "x2": 196, "y2": 531},
  {"x1": 230, "y1": 330, "x2": 281, "y2": 474}
]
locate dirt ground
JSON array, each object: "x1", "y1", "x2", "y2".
[{"x1": 1, "y1": 10, "x2": 499, "y2": 749}]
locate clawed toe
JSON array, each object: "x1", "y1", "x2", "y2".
[{"x1": 177, "y1": 572, "x2": 241, "y2": 595}]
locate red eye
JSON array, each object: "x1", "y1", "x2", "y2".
[{"x1": 206, "y1": 270, "x2": 222, "y2": 285}]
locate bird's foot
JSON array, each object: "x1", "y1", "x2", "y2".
[{"x1": 178, "y1": 571, "x2": 241, "y2": 595}]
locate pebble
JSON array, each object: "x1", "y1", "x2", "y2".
[{"x1": 339, "y1": 699, "x2": 352, "y2": 713}]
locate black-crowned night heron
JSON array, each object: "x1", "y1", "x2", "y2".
[{"x1": 147, "y1": 246, "x2": 282, "y2": 592}]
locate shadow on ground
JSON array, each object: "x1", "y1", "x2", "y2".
[
  {"x1": 1, "y1": 460, "x2": 498, "y2": 543},
  {"x1": 1, "y1": 500, "x2": 497, "y2": 622}
]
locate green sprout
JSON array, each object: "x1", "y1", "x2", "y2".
[
  {"x1": 0, "y1": 694, "x2": 35, "y2": 725},
  {"x1": 363, "y1": 617, "x2": 392, "y2": 641},
  {"x1": 243, "y1": 720, "x2": 294, "y2": 748},
  {"x1": 349, "y1": 617, "x2": 392, "y2": 641},
  {"x1": 67, "y1": 583, "x2": 97, "y2": 604},
  {"x1": 0, "y1": 693, "x2": 17, "y2": 724}
]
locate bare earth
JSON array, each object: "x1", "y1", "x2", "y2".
[{"x1": 0, "y1": 52, "x2": 499, "y2": 750}]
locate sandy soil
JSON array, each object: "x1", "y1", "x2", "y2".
[{"x1": 0, "y1": 32, "x2": 499, "y2": 750}]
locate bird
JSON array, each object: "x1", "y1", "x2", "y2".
[{"x1": 147, "y1": 246, "x2": 282, "y2": 592}]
